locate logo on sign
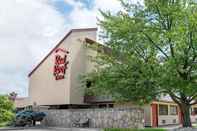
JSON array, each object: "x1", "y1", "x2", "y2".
[{"x1": 53, "y1": 48, "x2": 69, "y2": 80}]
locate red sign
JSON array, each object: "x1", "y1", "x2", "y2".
[{"x1": 53, "y1": 48, "x2": 69, "y2": 80}]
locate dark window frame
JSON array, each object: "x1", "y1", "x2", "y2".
[
  {"x1": 159, "y1": 104, "x2": 168, "y2": 116},
  {"x1": 169, "y1": 105, "x2": 178, "y2": 115}
]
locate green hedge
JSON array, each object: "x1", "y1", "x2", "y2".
[
  {"x1": 104, "y1": 128, "x2": 166, "y2": 131},
  {"x1": 0, "y1": 122, "x2": 7, "y2": 127}
]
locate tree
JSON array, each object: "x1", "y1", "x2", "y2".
[
  {"x1": 8, "y1": 92, "x2": 17, "y2": 101},
  {"x1": 82, "y1": 0, "x2": 197, "y2": 127},
  {"x1": 0, "y1": 95, "x2": 15, "y2": 124}
]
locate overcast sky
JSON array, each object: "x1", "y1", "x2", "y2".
[{"x1": 0, "y1": 0, "x2": 141, "y2": 97}]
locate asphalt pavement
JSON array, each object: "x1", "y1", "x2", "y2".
[{"x1": 0, "y1": 127, "x2": 101, "y2": 131}]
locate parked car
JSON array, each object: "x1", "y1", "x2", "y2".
[
  {"x1": 14, "y1": 110, "x2": 46, "y2": 127},
  {"x1": 31, "y1": 111, "x2": 46, "y2": 121}
]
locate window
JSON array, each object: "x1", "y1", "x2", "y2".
[
  {"x1": 170, "y1": 105, "x2": 178, "y2": 115},
  {"x1": 108, "y1": 104, "x2": 114, "y2": 108},
  {"x1": 193, "y1": 108, "x2": 197, "y2": 115},
  {"x1": 159, "y1": 104, "x2": 168, "y2": 115},
  {"x1": 99, "y1": 104, "x2": 107, "y2": 108}
]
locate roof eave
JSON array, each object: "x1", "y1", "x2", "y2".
[{"x1": 28, "y1": 28, "x2": 97, "y2": 77}]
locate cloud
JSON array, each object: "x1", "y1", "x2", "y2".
[
  {"x1": 0, "y1": 0, "x2": 141, "y2": 97},
  {"x1": 0, "y1": 0, "x2": 67, "y2": 96},
  {"x1": 64, "y1": 0, "x2": 143, "y2": 29},
  {"x1": 94, "y1": 0, "x2": 121, "y2": 12},
  {"x1": 64, "y1": 0, "x2": 122, "y2": 28}
]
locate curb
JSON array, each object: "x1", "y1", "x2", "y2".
[
  {"x1": 0, "y1": 127, "x2": 102, "y2": 131},
  {"x1": 0, "y1": 126, "x2": 46, "y2": 130}
]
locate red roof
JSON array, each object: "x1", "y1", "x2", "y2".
[{"x1": 28, "y1": 28, "x2": 97, "y2": 77}]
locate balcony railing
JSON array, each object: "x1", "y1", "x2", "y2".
[{"x1": 84, "y1": 95, "x2": 113, "y2": 103}]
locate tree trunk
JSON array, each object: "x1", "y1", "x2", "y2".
[{"x1": 179, "y1": 104, "x2": 192, "y2": 127}]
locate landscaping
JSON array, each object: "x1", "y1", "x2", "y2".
[
  {"x1": 0, "y1": 95, "x2": 15, "y2": 128},
  {"x1": 0, "y1": 122, "x2": 7, "y2": 127}
]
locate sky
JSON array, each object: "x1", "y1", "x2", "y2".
[{"x1": 0, "y1": 0, "x2": 140, "y2": 97}]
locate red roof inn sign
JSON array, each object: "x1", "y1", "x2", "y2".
[{"x1": 53, "y1": 48, "x2": 69, "y2": 80}]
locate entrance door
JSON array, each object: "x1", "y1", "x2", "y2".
[{"x1": 151, "y1": 104, "x2": 158, "y2": 127}]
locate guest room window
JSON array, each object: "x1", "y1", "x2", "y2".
[
  {"x1": 193, "y1": 108, "x2": 197, "y2": 115},
  {"x1": 170, "y1": 105, "x2": 178, "y2": 115},
  {"x1": 159, "y1": 104, "x2": 168, "y2": 115}
]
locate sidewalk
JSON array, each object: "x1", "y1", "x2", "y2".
[{"x1": 0, "y1": 127, "x2": 102, "y2": 131}]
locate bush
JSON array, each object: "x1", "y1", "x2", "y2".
[{"x1": 0, "y1": 96, "x2": 15, "y2": 124}]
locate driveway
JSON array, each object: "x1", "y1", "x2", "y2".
[{"x1": 0, "y1": 127, "x2": 101, "y2": 131}]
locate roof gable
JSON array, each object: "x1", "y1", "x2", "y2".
[{"x1": 28, "y1": 28, "x2": 97, "y2": 77}]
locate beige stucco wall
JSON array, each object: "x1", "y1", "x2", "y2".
[
  {"x1": 29, "y1": 29, "x2": 97, "y2": 106},
  {"x1": 69, "y1": 31, "x2": 97, "y2": 104},
  {"x1": 15, "y1": 97, "x2": 29, "y2": 108},
  {"x1": 191, "y1": 105, "x2": 197, "y2": 123}
]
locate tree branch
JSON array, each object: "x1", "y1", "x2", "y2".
[
  {"x1": 190, "y1": 100, "x2": 197, "y2": 105},
  {"x1": 133, "y1": 47, "x2": 147, "y2": 62},
  {"x1": 143, "y1": 32, "x2": 169, "y2": 59},
  {"x1": 169, "y1": 92, "x2": 181, "y2": 105},
  {"x1": 189, "y1": 93, "x2": 197, "y2": 102}
]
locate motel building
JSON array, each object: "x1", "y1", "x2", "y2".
[{"x1": 14, "y1": 28, "x2": 197, "y2": 127}]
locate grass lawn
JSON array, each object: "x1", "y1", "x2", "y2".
[
  {"x1": 192, "y1": 123, "x2": 197, "y2": 128},
  {"x1": 104, "y1": 128, "x2": 166, "y2": 131}
]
